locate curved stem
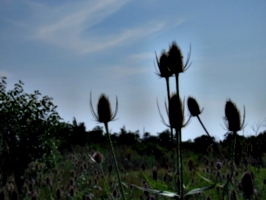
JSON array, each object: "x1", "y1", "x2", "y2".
[
  {"x1": 104, "y1": 122, "x2": 125, "y2": 200},
  {"x1": 196, "y1": 116, "x2": 225, "y2": 161}
]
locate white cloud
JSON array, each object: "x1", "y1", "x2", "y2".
[{"x1": 22, "y1": 1, "x2": 183, "y2": 55}]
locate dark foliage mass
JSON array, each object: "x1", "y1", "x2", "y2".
[{"x1": 1, "y1": 77, "x2": 266, "y2": 199}]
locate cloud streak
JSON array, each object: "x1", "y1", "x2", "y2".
[{"x1": 24, "y1": 0, "x2": 183, "y2": 55}]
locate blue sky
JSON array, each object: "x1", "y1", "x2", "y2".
[{"x1": 1, "y1": 0, "x2": 266, "y2": 141}]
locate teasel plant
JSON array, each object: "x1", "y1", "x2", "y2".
[
  {"x1": 155, "y1": 50, "x2": 176, "y2": 187},
  {"x1": 88, "y1": 151, "x2": 113, "y2": 199},
  {"x1": 168, "y1": 42, "x2": 191, "y2": 199},
  {"x1": 90, "y1": 93, "x2": 125, "y2": 200},
  {"x1": 168, "y1": 94, "x2": 190, "y2": 199},
  {"x1": 222, "y1": 99, "x2": 245, "y2": 199}
]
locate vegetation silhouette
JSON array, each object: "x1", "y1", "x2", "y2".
[{"x1": 1, "y1": 39, "x2": 266, "y2": 199}]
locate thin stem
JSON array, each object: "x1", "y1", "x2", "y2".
[
  {"x1": 196, "y1": 116, "x2": 225, "y2": 161},
  {"x1": 99, "y1": 163, "x2": 113, "y2": 200},
  {"x1": 104, "y1": 122, "x2": 126, "y2": 200},
  {"x1": 165, "y1": 77, "x2": 176, "y2": 190},
  {"x1": 176, "y1": 128, "x2": 183, "y2": 199},
  {"x1": 222, "y1": 131, "x2": 237, "y2": 200},
  {"x1": 175, "y1": 73, "x2": 183, "y2": 199}
]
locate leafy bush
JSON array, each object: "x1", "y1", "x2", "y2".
[{"x1": 0, "y1": 77, "x2": 63, "y2": 190}]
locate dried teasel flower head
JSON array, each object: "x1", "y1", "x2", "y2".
[
  {"x1": 90, "y1": 93, "x2": 118, "y2": 124},
  {"x1": 224, "y1": 99, "x2": 245, "y2": 132},
  {"x1": 187, "y1": 96, "x2": 202, "y2": 117},
  {"x1": 93, "y1": 152, "x2": 104, "y2": 164},
  {"x1": 169, "y1": 93, "x2": 184, "y2": 129},
  {"x1": 155, "y1": 51, "x2": 173, "y2": 78},
  {"x1": 167, "y1": 42, "x2": 191, "y2": 74},
  {"x1": 241, "y1": 171, "x2": 254, "y2": 197},
  {"x1": 230, "y1": 190, "x2": 238, "y2": 200}
]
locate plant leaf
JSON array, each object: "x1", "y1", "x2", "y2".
[
  {"x1": 132, "y1": 184, "x2": 179, "y2": 198},
  {"x1": 195, "y1": 171, "x2": 214, "y2": 184},
  {"x1": 142, "y1": 172, "x2": 171, "y2": 191},
  {"x1": 184, "y1": 184, "x2": 216, "y2": 197}
]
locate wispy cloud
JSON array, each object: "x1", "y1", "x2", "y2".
[{"x1": 19, "y1": 0, "x2": 183, "y2": 55}]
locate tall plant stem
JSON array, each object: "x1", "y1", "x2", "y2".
[
  {"x1": 165, "y1": 77, "x2": 176, "y2": 188},
  {"x1": 176, "y1": 128, "x2": 183, "y2": 199},
  {"x1": 99, "y1": 163, "x2": 113, "y2": 199},
  {"x1": 104, "y1": 122, "x2": 125, "y2": 200},
  {"x1": 175, "y1": 73, "x2": 183, "y2": 198},
  {"x1": 222, "y1": 131, "x2": 237, "y2": 200}
]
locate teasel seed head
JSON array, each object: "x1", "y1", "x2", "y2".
[
  {"x1": 230, "y1": 189, "x2": 238, "y2": 200},
  {"x1": 167, "y1": 42, "x2": 191, "y2": 74},
  {"x1": 155, "y1": 51, "x2": 173, "y2": 78},
  {"x1": 69, "y1": 186, "x2": 75, "y2": 197},
  {"x1": 93, "y1": 152, "x2": 104, "y2": 164},
  {"x1": 141, "y1": 163, "x2": 145, "y2": 171},
  {"x1": 108, "y1": 164, "x2": 112, "y2": 173},
  {"x1": 188, "y1": 159, "x2": 193, "y2": 171},
  {"x1": 169, "y1": 93, "x2": 184, "y2": 129},
  {"x1": 241, "y1": 171, "x2": 254, "y2": 197},
  {"x1": 56, "y1": 188, "x2": 61, "y2": 199},
  {"x1": 187, "y1": 96, "x2": 202, "y2": 117},
  {"x1": 90, "y1": 93, "x2": 118, "y2": 124},
  {"x1": 224, "y1": 99, "x2": 245, "y2": 132}
]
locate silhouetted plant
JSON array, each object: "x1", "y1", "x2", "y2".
[{"x1": 90, "y1": 93, "x2": 125, "y2": 200}]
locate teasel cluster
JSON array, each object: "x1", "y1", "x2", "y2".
[
  {"x1": 90, "y1": 93, "x2": 125, "y2": 200},
  {"x1": 155, "y1": 41, "x2": 191, "y2": 198}
]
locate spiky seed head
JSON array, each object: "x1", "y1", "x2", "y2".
[
  {"x1": 113, "y1": 189, "x2": 117, "y2": 198},
  {"x1": 98, "y1": 95, "x2": 113, "y2": 123},
  {"x1": 224, "y1": 99, "x2": 242, "y2": 131},
  {"x1": 241, "y1": 171, "x2": 254, "y2": 197},
  {"x1": 93, "y1": 152, "x2": 104, "y2": 164},
  {"x1": 230, "y1": 190, "x2": 238, "y2": 200},
  {"x1": 215, "y1": 162, "x2": 223, "y2": 170},
  {"x1": 141, "y1": 163, "x2": 145, "y2": 171},
  {"x1": 169, "y1": 94, "x2": 184, "y2": 129},
  {"x1": 108, "y1": 164, "x2": 112, "y2": 173},
  {"x1": 168, "y1": 42, "x2": 184, "y2": 74},
  {"x1": 187, "y1": 97, "x2": 201, "y2": 117},
  {"x1": 155, "y1": 51, "x2": 173, "y2": 78},
  {"x1": 69, "y1": 186, "x2": 75, "y2": 197},
  {"x1": 206, "y1": 196, "x2": 211, "y2": 200},
  {"x1": 56, "y1": 188, "x2": 61, "y2": 199},
  {"x1": 90, "y1": 93, "x2": 118, "y2": 124}
]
